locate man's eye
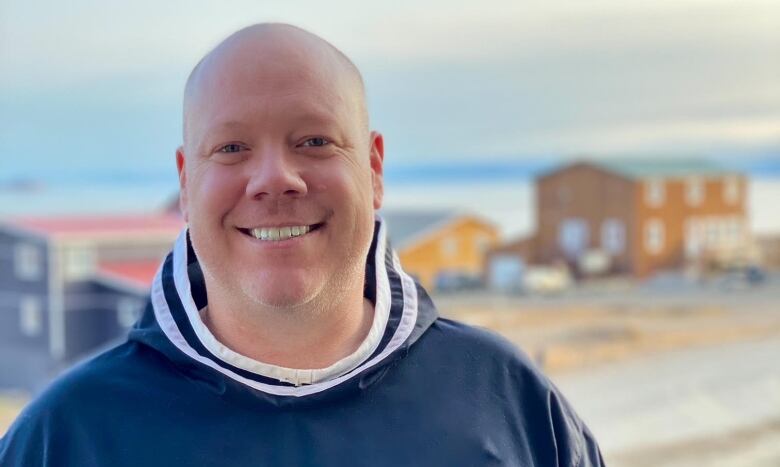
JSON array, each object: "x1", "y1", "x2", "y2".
[
  {"x1": 300, "y1": 137, "x2": 329, "y2": 147},
  {"x1": 218, "y1": 143, "x2": 244, "y2": 153}
]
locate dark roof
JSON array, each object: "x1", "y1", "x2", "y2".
[
  {"x1": 537, "y1": 158, "x2": 740, "y2": 182},
  {"x1": 595, "y1": 158, "x2": 735, "y2": 178},
  {"x1": 379, "y1": 209, "x2": 457, "y2": 247}
]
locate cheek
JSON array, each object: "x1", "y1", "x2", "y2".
[
  {"x1": 188, "y1": 166, "x2": 245, "y2": 223},
  {"x1": 308, "y1": 162, "x2": 373, "y2": 203}
]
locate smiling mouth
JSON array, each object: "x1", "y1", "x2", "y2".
[{"x1": 237, "y1": 223, "x2": 324, "y2": 241}]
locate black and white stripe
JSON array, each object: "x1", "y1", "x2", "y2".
[{"x1": 150, "y1": 215, "x2": 419, "y2": 397}]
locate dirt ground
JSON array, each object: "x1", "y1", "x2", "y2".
[
  {"x1": 610, "y1": 417, "x2": 780, "y2": 467},
  {"x1": 435, "y1": 294, "x2": 780, "y2": 375},
  {"x1": 0, "y1": 395, "x2": 27, "y2": 436}
]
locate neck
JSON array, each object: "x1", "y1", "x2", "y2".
[{"x1": 200, "y1": 282, "x2": 374, "y2": 369}]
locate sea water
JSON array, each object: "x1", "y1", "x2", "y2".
[{"x1": 1, "y1": 175, "x2": 778, "y2": 238}]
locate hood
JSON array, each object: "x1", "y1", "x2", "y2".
[{"x1": 128, "y1": 215, "x2": 438, "y2": 403}]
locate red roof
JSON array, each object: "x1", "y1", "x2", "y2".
[
  {"x1": 97, "y1": 259, "x2": 162, "y2": 289},
  {"x1": 5, "y1": 214, "x2": 184, "y2": 238}
]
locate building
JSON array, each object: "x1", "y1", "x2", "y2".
[
  {"x1": 756, "y1": 235, "x2": 780, "y2": 270},
  {"x1": 0, "y1": 214, "x2": 182, "y2": 390},
  {"x1": 381, "y1": 210, "x2": 500, "y2": 291},
  {"x1": 533, "y1": 159, "x2": 749, "y2": 277}
]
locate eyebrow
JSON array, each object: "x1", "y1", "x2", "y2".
[{"x1": 196, "y1": 111, "x2": 346, "y2": 150}]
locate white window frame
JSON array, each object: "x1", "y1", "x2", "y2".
[
  {"x1": 645, "y1": 179, "x2": 665, "y2": 207},
  {"x1": 19, "y1": 295, "x2": 43, "y2": 337},
  {"x1": 644, "y1": 218, "x2": 665, "y2": 255},
  {"x1": 601, "y1": 218, "x2": 626, "y2": 255},
  {"x1": 559, "y1": 218, "x2": 589, "y2": 258},
  {"x1": 727, "y1": 217, "x2": 742, "y2": 243},
  {"x1": 684, "y1": 218, "x2": 702, "y2": 257},
  {"x1": 685, "y1": 176, "x2": 705, "y2": 206},
  {"x1": 705, "y1": 220, "x2": 719, "y2": 245},
  {"x1": 14, "y1": 243, "x2": 42, "y2": 280},
  {"x1": 440, "y1": 237, "x2": 458, "y2": 258},
  {"x1": 474, "y1": 234, "x2": 491, "y2": 254},
  {"x1": 63, "y1": 245, "x2": 96, "y2": 280}
]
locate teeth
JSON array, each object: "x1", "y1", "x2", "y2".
[{"x1": 250, "y1": 225, "x2": 311, "y2": 241}]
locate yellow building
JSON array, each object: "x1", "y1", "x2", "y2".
[{"x1": 382, "y1": 210, "x2": 500, "y2": 291}]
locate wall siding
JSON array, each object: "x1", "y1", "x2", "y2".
[
  {"x1": 634, "y1": 175, "x2": 748, "y2": 276},
  {"x1": 0, "y1": 230, "x2": 51, "y2": 351},
  {"x1": 63, "y1": 281, "x2": 146, "y2": 361},
  {"x1": 535, "y1": 164, "x2": 636, "y2": 274},
  {"x1": 398, "y1": 218, "x2": 500, "y2": 290}
]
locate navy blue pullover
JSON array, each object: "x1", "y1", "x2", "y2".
[{"x1": 1, "y1": 218, "x2": 605, "y2": 466}]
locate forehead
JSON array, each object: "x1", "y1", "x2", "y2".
[{"x1": 185, "y1": 42, "x2": 359, "y2": 137}]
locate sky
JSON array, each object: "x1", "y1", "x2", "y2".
[{"x1": 1, "y1": 0, "x2": 779, "y2": 182}]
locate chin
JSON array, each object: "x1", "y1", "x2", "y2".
[{"x1": 241, "y1": 278, "x2": 322, "y2": 310}]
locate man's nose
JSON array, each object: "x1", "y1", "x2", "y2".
[{"x1": 245, "y1": 147, "x2": 308, "y2": 199}]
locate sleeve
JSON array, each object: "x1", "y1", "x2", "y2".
[
  {"x1": 0, "y1": 406, "x2": 50, "y2": 467},
  {"x1": 548, "y1": 388, "x2": 607, "y2": 467},
  {"x1": 0, "y1": 394, "x2": 96, "y2": 467}
]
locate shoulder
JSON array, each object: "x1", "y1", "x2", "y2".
[
  {"x1": 414, "y1": 317, "x2": 606, "y2": 467},
  {"x1": 421, "y1": 317, "x2": 547, "y2": 382},
  {"x1": 0, "y1": 341, "x2": 168, "y2": 466},
  {"x1": 27, "y1": 340, "x2": 164, "y2": 410}
]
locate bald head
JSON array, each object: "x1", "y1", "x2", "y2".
[{"x1": 182, "y1": 23, "x2": 368, "y2": 149}]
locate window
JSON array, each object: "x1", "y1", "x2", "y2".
[
  {"x1": 645, "y1": 179, "x2": 665, "y2": 207},
  {"x1": 63, "y1": 245, "x2": 96, "y2": 280},
  {"x1": 14, "y1": 243, "x2": 42, "y2": 280},
  {"x1": 644, "y1": 219, "x2": 664, "y2": 255},
  {"x1": 684, "y1": 218, "x2": 703, "y2": 257},
  {"x1": 723, "y1": 176, "x2": 740, "y2": 205},
  {"x1": 705, "y1": 221, "x2": 719, "y2": 244},
  {"x1": 19, "y1": 296, "x2": 43, "y2": 337},
  {"x1": 685, "y1": 177, "x2": 705, "y2": 206},
  {"x1": 726, "y1": 217, "x2": 742, "y2": 242},
  {"x1": 474, "y1": 234, "x2": 491, "y2": 254},
  {"x1": 441, "y1": 237, "x2": 458, "y2": 258},
  {"x1": 559, "y1": 218, "x2": 589, "y2": 258},
  {"x1": 601, "y1": 219, "x2": 625, "y2": 255},
  {"x1": 117, "y1": 298, "x2": 142, "y2": 328}
]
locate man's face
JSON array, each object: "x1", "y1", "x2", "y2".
[{"x1": 176, "y1": 46, "x2": 384, "y2": 311}]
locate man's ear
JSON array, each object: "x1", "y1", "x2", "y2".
[
  {"x1": 175, "y1": 146, "x2": 189, "y2": 222},
  {"x1": 368, "y1": 131, "x2": 385, "y2": 210}
]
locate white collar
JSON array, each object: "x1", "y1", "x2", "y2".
[{"x1": 193, "y1": 296, "x2": 387, "y2": 386}]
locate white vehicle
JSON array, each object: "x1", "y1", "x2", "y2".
[{"x1": 522, "y1": 265, "x2": 572, "y2": 294}]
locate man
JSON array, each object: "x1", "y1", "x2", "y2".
[{"x1": 1, "y1": 24, "x2": 604, "y2": 466}]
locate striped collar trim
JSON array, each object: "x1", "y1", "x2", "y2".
[{"x1": 150, "y1": 215, "x2": 420, "y2": 397}]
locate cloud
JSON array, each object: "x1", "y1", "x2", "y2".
[
  {"x1": 481, "y1": 117, "x2": 780, "y2": 156},
  {"x1": 0, "y1": 0, "x2": 777, "y2": 171}
]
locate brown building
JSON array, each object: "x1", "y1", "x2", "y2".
[{"x1": 534, "y1": 159, "x2": 749, "y2": 277}]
